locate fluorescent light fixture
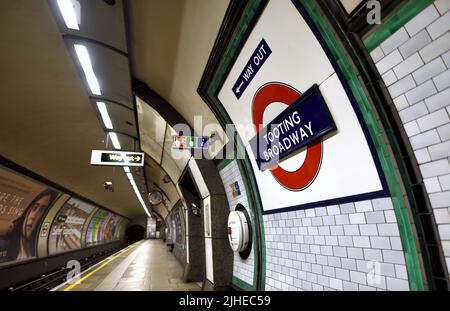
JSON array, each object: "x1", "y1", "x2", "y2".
[
  {"x1": 109, "y1": 132, "x2": 121, "y2": 149},
  {"x1": 129, "y1": 179, "x2": 137, "y2": 189},
  {"x1": 126, "y1": 173, "x2": 134, "y2": 180},
  {"x1": 56, "y1": 0, "x2": 79, "y2": 30},
  {"x1": 123, "y1": 167, "x2": 130, "y2": 173},
  {"x1": 138, "y1": 196, "x2": 151, "y2": 217},
  {"x1": 127, "y1": 179, "x2": 150, "y2": 216},
  {"x1": 74, "y1": 44, "x2": 101, "y2": 95},
  {"x1": 96, "y1": 102, "x2": 113, "y2": 129}
]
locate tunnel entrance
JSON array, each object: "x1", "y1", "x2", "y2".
[{"x1": 125, "y1": 224, "x2": 145, "y2": 244}]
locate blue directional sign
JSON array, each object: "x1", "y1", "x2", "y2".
[
  {"x1": 232, "y1": 38, "x2": 272, "y2": 99},
  {"x1": 172, "y1": 136, "x2": 209, "y2": 149},
  {"x1": 249, "y1": 84, "x2": 337, "y2": 171}
]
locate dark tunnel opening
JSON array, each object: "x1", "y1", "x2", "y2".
[{"x1": 125, "y1": 224, "x2": 145, "y2": 244}]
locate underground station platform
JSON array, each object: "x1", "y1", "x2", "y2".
[{"x1": 1, "y1": 0, "x2": 450, "y2": 306}]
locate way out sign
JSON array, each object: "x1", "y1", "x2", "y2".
[
  {"x1": 90, "y1": 150, "x2": 144, "y2": 167},
  {"x1": 232, "y1": 38, "x2": 272, "y2": 99}
]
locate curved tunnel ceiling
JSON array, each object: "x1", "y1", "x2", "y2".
[
  {"x1": 126, "y1": 0, "x2": 230, "y2": 158},
  {"x1": 0, "y1": 0, "x2": 232, "y2": 220},
  {"x1": 0, "y1": 0, "x2": 143, "y2": 219}
]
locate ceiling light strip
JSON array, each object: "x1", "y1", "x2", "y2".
[
  {"x1": 56, "y1": 0, "x2": 79, "y2": 30},
  {"x1": 108, "y1": 132, "x2": 121, "y2": 150},
  {"x1": 74, "y1": 44, "x2": 101, "y2": 95},
  {"x1": 96, "y1": 102, "x2": 113, "y2": 129},
  {"x1": 128, "y1": 178, "x2": 150, "y2": 217}
]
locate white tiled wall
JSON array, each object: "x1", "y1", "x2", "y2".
[
  {"x1": 263, "y1": 198, "x2": 409, "y2": 291},
  {"x1": 219, "y1": 160, "x2": 255, "y2": 287},
  {"x1": 369, "y1": 0, "x2": 450, "y2": 277}
]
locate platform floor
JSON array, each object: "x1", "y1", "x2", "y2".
[{"x1": 56, "y1": 239, "x2": 201, "y2": 291}]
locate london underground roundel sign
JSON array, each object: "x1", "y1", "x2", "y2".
[
  {"x1": 252, "y1": 82, "x2": 323, "y2": 191},
  {"x1": 227, "y1": 210, "x2": 249, "y2": 252}
]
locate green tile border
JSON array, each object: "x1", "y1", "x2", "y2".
[
  {"x1": 216, "y1": 157, "x2": 234, "y2": 171},
  {"x1": 232, "y1": 276, "x2": 254, "y2": 291},
  {"x1": 364, "y1": 0, "x2": 434, "y2": 52}
]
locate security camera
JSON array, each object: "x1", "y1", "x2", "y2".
[
  {"x1": 104, "y1": 181, "x2": 114, "y2": 192},
  {"x1": 209, "y1": 131, "x2": 221, "y2": 143}
]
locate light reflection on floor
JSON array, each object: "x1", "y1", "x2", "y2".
[{"x1": 59, "y1": 239, "x2": 201, "y2": 291}]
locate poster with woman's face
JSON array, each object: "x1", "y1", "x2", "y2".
[
  {"x1": 48, "y1": 198, "x2": 96, "y2": 255},
  {"x1": 0, "y1": 166, "x2": 60, "y2": 264}
]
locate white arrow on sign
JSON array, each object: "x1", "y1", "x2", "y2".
[
  {"x1": 235, "y1": 81, "x2": 244, "y2": 93},
  {"x1": 90, "y1": 150, "x2": 145, "y2": 167}
]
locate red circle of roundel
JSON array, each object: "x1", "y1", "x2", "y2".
[{"x1": 252, "y1": 83, "x2": 322, "y2": 191}]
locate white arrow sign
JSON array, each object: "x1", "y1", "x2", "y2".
[
  {"x1": 90, "y1": 150, "x2": 145, "y2": 167},
  {"x1": 235, "y1": 81, "x2": 244, "y2": 93}
]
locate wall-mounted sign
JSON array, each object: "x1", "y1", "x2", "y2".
[
  {"x1": 172, "y1": 135, "x2": 209, "y2": 149},
  {"x1": 230, "y1": 181, "x2": 241, "y2": 198},
  {"x1": 48, "y1": 198, "x2": 96, "y2": 255},
  {"x1": 249, "y1": 84, "x2": 336, "y2": 170},
  {"x1": 216, "y1": 0, "x2": 387, "y2": 213},
  {"x1": 232, "y1": 38, "x2": 272, "y2": 99},
  {"x1": 90, "y1": 150, "x2": 144, "y2": 167}
]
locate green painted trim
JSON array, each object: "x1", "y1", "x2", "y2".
[
  {"x1": 209, "y1": 0, "x2": 266, "y2": 98},
  {"x1": 364, "y1": 0, "x2": 434, "y2": 52},
  {"x1": 232, "y1": 276, "x2": 254, "y2": 291},
  {"x1": 217, "y1": 157, "x2": 234, "y2": 171},
  {"x1": 298, "y1": 0, "x2": 424, "y2": 290}
]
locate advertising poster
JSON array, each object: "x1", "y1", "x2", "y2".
[
  {"x1": 97, "y1": 211, "x2": 112, "y2": 243},
  {"x1": 48, "y1": 198, "x2": 96, "y2": 255},
  {"x1": 103, "y1": 214, "x2": 121, "y2": 243},
  {"x1": 173, "y1": 211, "x2": 182, "y2": 245},
  {"x1": 86, "y1": 209, "x2": 107, "y2": 246},
  {"x1": 0, "y1": 166, "x2": 59, "y2": 264},
  {"x1": 114, "y1": 217, "x2": 127, "y2": 241}
]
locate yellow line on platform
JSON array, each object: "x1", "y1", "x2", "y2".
[{"x1": 63, "y1": 242, "x2": 141, "y2": 291}]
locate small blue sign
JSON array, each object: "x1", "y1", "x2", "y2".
[
  {"x1": 232, "y1": 39, "x2": 272, "y2": 99},
  {"x1": 172, "y1": 136, "x2": 209, "y2": 149},
  {"x1": 249, "y1": 84, "x2": 337, "y2": 171}
]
